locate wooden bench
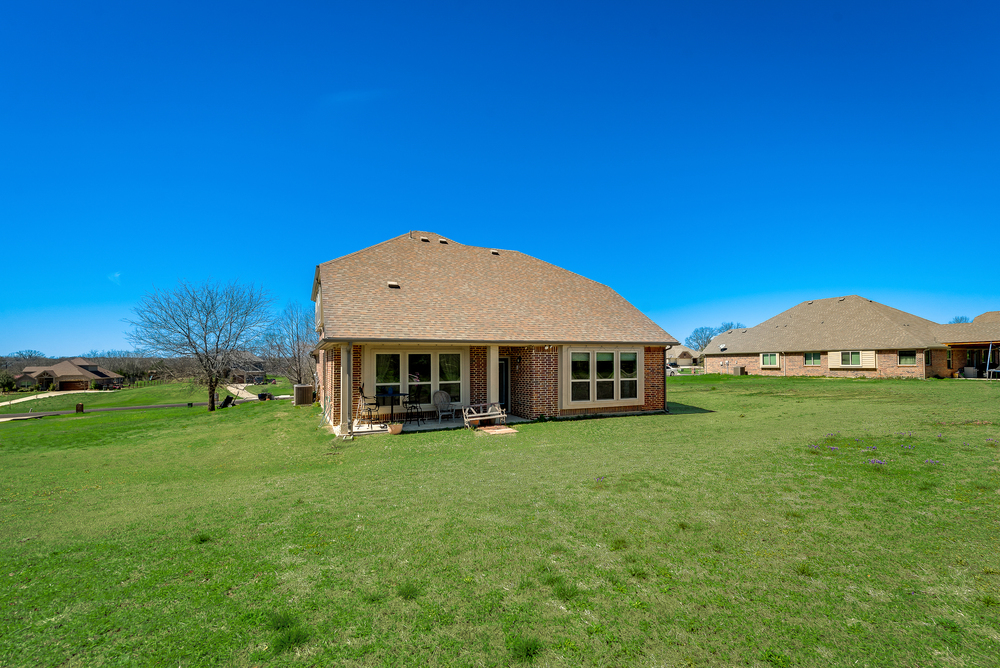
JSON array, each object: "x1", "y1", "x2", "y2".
[{"x1": 462, "y1": 402, "x2": 506, "y2": 429}]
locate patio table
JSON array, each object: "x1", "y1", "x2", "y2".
[{"x1": 375, "y1": 390, "x2": 408, "y2": 422}]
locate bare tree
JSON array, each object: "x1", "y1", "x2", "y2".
[
  {"x1": 262, "y1": 302, "x2": 318, "y2": 386},
  {"x1": 684, "y1": 322, "x2": 748, "y2": 352},
  {"x1": 126, "y1": 280, "x2": 273, "y2": 411},
  {"x1": 685, "y1": 327, "x2": 718, "y2": 352},
  {"x1": 949, "y1": 315, "x2": 971, "y2": 324},
  {"x1": 5, "y1": 350, "x2": 48, "y2": 375}
]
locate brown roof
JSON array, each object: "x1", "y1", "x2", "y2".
[
  {"x1": 974, "y1": 311, "x2": 1000, "y2": 323},
  {"x1": 313, "y1": 232, "x2": 678, "y2": 346},
  {"x1": 703, "y1": 295, "x2": 989, "y2": 355},
  {"x1": 20, "y1": 359, "x2": 124, "y2": 381}
]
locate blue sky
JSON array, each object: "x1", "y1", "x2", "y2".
[{"x1": 2, "y1": 1, "x2": 998, "y2": 356}]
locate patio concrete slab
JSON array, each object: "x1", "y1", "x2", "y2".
[{"x1": 332, "y1": 414, "x2": 528, "y2": 438}]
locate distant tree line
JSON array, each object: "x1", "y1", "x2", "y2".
[{"x1": 3, "y1": 282, "x2": 319, "y2": 408}]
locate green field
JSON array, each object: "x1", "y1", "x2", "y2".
[
  {"x1": 245, "y1": 376, "x2": 296, "y2": 397},
  {"x1": 0, "y1": 382, "x2": 236, "y2": 414},
  {"x1": 1, "y1": 376, "x2": 998, "y2": 666}
]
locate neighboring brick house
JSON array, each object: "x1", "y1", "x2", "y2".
[
  {"x1": 16, "y1": 358, "x2": 124, "y2": 391},
  {"x1": 312, "y1": 231, "x2": 679, "y2": 433},
  {"x1": 667, "y1": 345, "x2": 699, "y2": 367},
  {"x1": 227, "y1": 351, "x2": 266, "y2": 384},
  {"x1": 701, "y1": 295, "x2": 1000, "y2": 379}
]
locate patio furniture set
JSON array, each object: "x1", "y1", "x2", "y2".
[{"x1": 354, "y1": 385, "x2": 506, "y2": 432}]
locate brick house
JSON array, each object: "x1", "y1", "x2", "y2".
[
  {"x1": 16, "y1": 358, "x2": 124, "y2": 391},
  {"x1": 312, "y1": 232, "x2": 679, "y2": 433},
  {"x1": 701, "y1": 295, "x2": 1000, "y2": 379}
]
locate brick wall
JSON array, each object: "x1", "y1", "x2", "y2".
[
  {"x1": 501, "y1": 345, "x2": 558, "y2": 420},
  {"x1": 469, "y1": 346, "x2": 487, "y2": 406},
  {"x1": 319, "y1": 343, "x2": 669, "y2": 425},
  {"x1": 317, "y1": 345, "x2": 364, "y2": 426},
  {"x1": 704, "y1": 350, "x2": 943, "y2": 379},
  {"x1": 643, "y1": 346, "x2": 666, "y2": 411}
]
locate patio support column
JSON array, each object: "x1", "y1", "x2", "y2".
[
  {"x1": 340, "y1": 343, "x2": 353, "y2": 434},
  {"x1": 487, "y1": 345, "x2": 499, "y2": 405}
]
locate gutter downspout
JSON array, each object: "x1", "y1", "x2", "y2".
[{"x1": 664, "y1": 345, "x2": 673, "y2": 414}]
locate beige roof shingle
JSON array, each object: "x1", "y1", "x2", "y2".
[
  {"x1": 314, "y1": 232, "x2": 678, "y2": 346},
  {"x1": 703, "y1": 295, "x2": 1000, "y2": 355}
]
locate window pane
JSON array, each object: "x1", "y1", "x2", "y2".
[
  {"x1": 898, "y1": 350, "x2": 916, "y2": 365},
  {"x1": 620, "y1": 353, "x2": 637, "y2": 378},
  {"x1": 596, "y1": 352, "x2": 614, "y2": 379},
  {"x1": 439, "y1": 353, "x2": 461, "y2": 382},
  {"x1": 408, "y1": 384, "x2": 431, "y2": 405},
  {"x1": 925, "y1": 350, "x2": 932, "y2": 365},
  {"x1": 571, "y1": 381, "x2": 590, "y2": 401},
  {"x1": 375, "y1": 384, "x2": 400, "y2": 406},
  {"x1": 376, "y1": 354, "x2": 399, "y2": 383},
  {"x1": 621, "y1": 379, "x2": 637, "y2": 399},
  {"x1": 439, "y1": 382, "x2": 460, "y2": 403},
  {"x1": 408, "y1": 354, "x2": 431, "y2": 383},
  {"x1": 850, "y1": 351, "x2": 860, "y2": 365},
  {"x1": 597, "y1": 380, "x2": 615, "y2": 400},
  {"x1": 571, "y1": 353, "x2": 591, "y2": 380}
]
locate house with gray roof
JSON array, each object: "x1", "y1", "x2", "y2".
[
  {"x1": 702, "y1": 295, "x2": 1000, "y2": 379},
  {"x1": 312, "y1": 231, "x2": 679, "y2": 433}
]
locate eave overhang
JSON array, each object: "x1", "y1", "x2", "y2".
[{"x1": 315, "y1": 336, "x2": 679, "y2": 351}]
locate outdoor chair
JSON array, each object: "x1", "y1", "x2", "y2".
[
  {"x1": 432, "y1": 390, "x2": 458, "y2": 424},
  {"x1": 356, "y1": 384, "x2": 379, "y2": 429},
  {"x1": 403, "y1": 395, "x2": 424, "y2": 425}
]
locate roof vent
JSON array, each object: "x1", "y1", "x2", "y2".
[
  {"x1": 839, "y1": 297, "x2": 845, "y2": 301},
  {"x1": 490, "y1": 249, "x2": 500, "y2": 255},
  {"x1": 808, "y1": 301, "x2": 814, "y2": 304},
  {"x1": 439, "y1": 238, "x2": 448, "y2": 244},
  {"x1": 387, "y1": 281, "x2": 400, "y2": 289},
  {"x1": 420, "y1": 236, "x2": 429, "y2": 242}
]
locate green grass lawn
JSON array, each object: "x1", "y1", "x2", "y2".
[
  {"x1": 1, "y1": 376, "x2": 998, "y2": 666},
  {"x1": 244, "y1": 376, "x2": 296, "y2": 396},
  {"x1": 0, "y1": 390, "x2": 45, "y2": 403},
  {"x1": 0, "y1": 381, "x2": 236, "y2": 414}
]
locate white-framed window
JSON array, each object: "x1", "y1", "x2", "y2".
[
  {"x1": 898, "y1": 350, "x2": 917, "y2": 366},
  {"x1": 761, "y1": 353, "x2": 780, "y2": 368},
  {"x1": 804, "y1": 352, "x2": 822, "y2": 366},
  {"x1": 828, "y1": 350, "x2": 875, "y2": 369},
  {"x1": 841, "y1": 351, "x2": 861, "y2": 366},
  {"x1": 368, "y1": 347, "x2": 467, "y2": 409},
  {"x1": 562, "y1": 347, "x2": 643, "y2": 409}
]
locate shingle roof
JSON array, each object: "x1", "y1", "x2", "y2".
[
  {"x1": 314, "y1": 232, "x2": 678, "y2": 345},
  {"x1": 931, "y1": 322, "x2": 1000, "y2": 345},
  {"x1": 703, "y1": 295, "x2": 956, "y2": 355},
  {"x1": 21, "y1": 359, "x2": 123, "y2": 381}
]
